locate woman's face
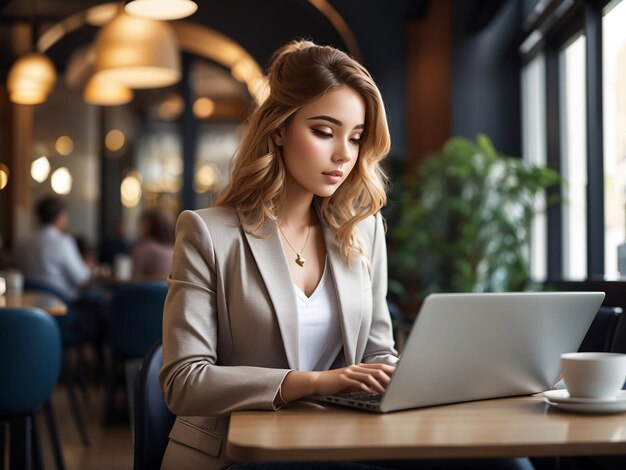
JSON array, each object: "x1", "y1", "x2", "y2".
[{"x1": 275, "y1": 86, "x2": 365, "y2": 198}]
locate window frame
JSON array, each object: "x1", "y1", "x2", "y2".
[{"x1": 520, "y1": 0, "x2": 613, "y2": 281}]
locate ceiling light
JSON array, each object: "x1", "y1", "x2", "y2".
[
  {"x1": 0, "y1": 164, "x2": 9, "y2": 190},
  {"x1": 94, "y1": 12, "x2": 181, "y2": 89},
  {"x1": 105, "y1": 129, "x2": 126, "y2": 152},
  {"x1": 7, "y1": 52, "x2": 57, "y2": 105},
  {"x1": 121, "y1": 171, "x2": 142, "y2": 207},
  {"x1": 125, "y1": 0, "x2": 197, "y2": 20},
  {"x1": 157, "y1": 94, "x2": 184, "y2": 120},
  {"x1": 85, "y1": 2, "x2": 123, "y2": 26},
  {"x1": 194, "y1": 164, "x2": 218, "y2": 192},
  {"x1": 193, "y1": 97, "x2": 215, "y2": 119},
  {"x1": 55, "y1": 136, "x2": 74, "y2": 156},
  {"x1": 84, "y1": 75, "x2": 134, "y2": 106},
  {"x1": 31, "y1": 156, "x2": 51, "y2": 183},
  {"x1": 51, "y1": 167, "x2": 72, "y2": 195}
]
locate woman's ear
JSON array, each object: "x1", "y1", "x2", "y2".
[{"x1": 272, "y1": 127, "x2": 284, "y2": 147}]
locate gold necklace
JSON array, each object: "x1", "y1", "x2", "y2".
[{"x1": 278, "y1": 224, "x2": 311, "y2": 267}]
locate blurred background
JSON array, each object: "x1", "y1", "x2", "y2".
[{"x1": 1, "y1": 0, "x2": 626, "y2": 304}]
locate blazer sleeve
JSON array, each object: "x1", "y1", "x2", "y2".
[
  {"x1": 361, "y1": 212, "x2": 399, "y2": 366},
  {"x1": 159, "y1": 210, "x2": 291, "y2": 416}
]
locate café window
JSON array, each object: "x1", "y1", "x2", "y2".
[
  {"x1": 521, "y1": 53, "x2": 547, "y2": 281},
  {"x1": 560, "y1": 34, "x2": 587, "y2": 280},
  {"x1": 603, "y1": 0, "x2": 626, "y2": 278}
]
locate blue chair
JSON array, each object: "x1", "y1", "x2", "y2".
[
  {"x1": 23, "y1": 280, "x2": 91, "y2": 446},
  {"x1": 0, "y1": 307, "x2": 63, "y2": 470},
  {"x1": 105, "y1": 281, "x2": 167, "y2": 423},
  {"x1": 134, "y1": 341, "x2": 175, "y2": 470},
  {"x1": 578, "y1": 306, "x2": 622, "y2": 353},
  {"x1": 108, "y1": 281, "x2": 167, "y2": 358},
  {"x1": 23, "y1": 280, "x2": 81, "y2": 347},
  {"x1": 388, "y1": 299, "x2": 412, "y2": 353}
]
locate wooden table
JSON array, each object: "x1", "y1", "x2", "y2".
[
  {"x1": 0, "y1": 292, "x2": 68, "y2": 316},
  {"x1": 227, "y1": 396, "x2": 626, "y2": 462}
]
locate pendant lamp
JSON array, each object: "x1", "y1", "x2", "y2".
[
  {"x1": 83, "y1": 75, "x2": 134, "y2": 106},
  {"x1": 124, "y1": 0, "x2": 197, "y2": 20},
  {"x1": 93, "y1": 13, "x2": 181, "y2": 89},
  {"x1": 7, "y1": 52, "x2": 57, "y2": 105}
]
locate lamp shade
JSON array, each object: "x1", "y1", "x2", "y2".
[
  {"x1": 94, "y1": 13, "x2": 181, "y2": 88},
  {"x1": 7, "y1": 52, "x2": 57, "y2": 105},
  {"x1": 125, "y1": 0, "x2": 197, "y2": 20},
  {"x1": 84, "y1": 75, "x2": 134, "y2": 105}
]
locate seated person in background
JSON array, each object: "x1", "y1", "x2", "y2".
[
  {"x1": 15, "y1": 196, "x2": 92, "y2": 301},
  {"x1": 74, "y1": 234, "x2": 98, "y2": 269},
  {"x1": 131, "y1": 207, "x2": 176, "y2": 280}
]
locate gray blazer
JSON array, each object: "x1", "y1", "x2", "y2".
[{"x1": 160, "y1": 206, "x2": 398, "y2": 468}]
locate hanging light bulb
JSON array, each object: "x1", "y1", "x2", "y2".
[
  {"x1": 124, "y1": 0, "x2": 197, "y2": 20},
  {"x1": 7, "y1": 52, "x2": 57, "y2": 105},
  {"x1": 93, "y1": 12, "x2": 181, "y2": 89},
  {"x1": 83, "y1": 75, "x2": 134, "y2": 106},
  {"x1": 0, "y1": 164, "x2": 9, "y2": 190},
  {"x1": 31, "y1": 156, "x2": 51, "y2": 183},
  {"x1": 51, "y1": 167, "x2": 72, "y2": 195}
]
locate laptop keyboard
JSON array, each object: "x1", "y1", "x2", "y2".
[{"x1": 335, "y1": 391, "x2": 383, "y2": 404}]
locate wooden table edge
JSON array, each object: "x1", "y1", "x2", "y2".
[{"x1": 226, "y1": 439, "x2": 626, "y2": 462}]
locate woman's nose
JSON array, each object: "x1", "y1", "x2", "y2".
[{"x1": 332, "y1": 140, "x2": 354, "y2": 163}]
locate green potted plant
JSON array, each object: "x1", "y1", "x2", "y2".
[{"x1": 385, "y1": 134, "x2": 561, "y2": 313}]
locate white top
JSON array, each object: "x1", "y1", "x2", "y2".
[
  {"x1": 293, "y1": 261, "x2": 343, "y2": 371},
  {"x1": 15, "y1": 226, "x2": 91, "y2": 301}
]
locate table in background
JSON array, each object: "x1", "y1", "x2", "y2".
[
  {"x1": 227, "y1": 396, "x2": 626, "y2": 462},
  {"x1": 0, "y1": 291, "x2": 68, "y2": 316}
]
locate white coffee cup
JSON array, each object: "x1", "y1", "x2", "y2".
[
  {"x1": 113, "y1": 254, "x2": 133, "y2": 281},
  {"x1": 561, "y1": 352, "x2": 626, "y2": 399},
  {"x1": 5, "y1": 269, "x2": 24, "y2": 296}
]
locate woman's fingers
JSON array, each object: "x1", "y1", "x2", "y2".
[
  {"x1": 346, "y1": 369, "x2": 391, "y2": 388},
  {"x1": 343, "y1": 366, "x2": 393, "y2": 394},
  {"x1": 314, "y1": 363, "x2": 397, "y2": 395},
  {"x1": 357, "y1": 363, "x2": 396, "y2": 375}
]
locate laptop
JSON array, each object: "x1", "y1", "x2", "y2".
[{"x1": 311, "y1": 291, "x2": 605, "y2": 413}]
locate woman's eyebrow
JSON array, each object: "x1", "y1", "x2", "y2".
[{"x1": 307, "y1": 115, "x2": 364, "y2": 129}]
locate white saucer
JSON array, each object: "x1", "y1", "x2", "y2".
[
  {"x1": 543, "y1": 397, "x2": 626, "y2": 414},
  {"x1": 542, "y1": 389, "x2": 626, "y2": 404}
]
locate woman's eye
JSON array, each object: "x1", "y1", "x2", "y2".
[
  {"x1": 350, "y1": 137, "x2": 362, "y2": 146},
  {"x1": 312, "y1": 129, "x2": 332, "y2": 138}
]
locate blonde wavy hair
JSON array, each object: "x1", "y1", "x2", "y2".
[{"x1": 215, "y1": 39, "x2": 391, "y2": 264}]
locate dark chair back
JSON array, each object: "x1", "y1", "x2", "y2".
[
  {"x1": 109, "y1": 281, "x2": 167, "y2": 358},
  {"x1": 134, "y1": 340, "x2": 175, "y2": 470},
  {"x1": 0, "y1": 307, "x2": 62, "y2": 415},
  {"x1": 578, "y1": 306, "x2": 622, "y2": 353},
  {"x1": 23, "y1": 279, "x2": 81, "y2": 346}
]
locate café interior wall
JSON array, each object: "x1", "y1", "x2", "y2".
[
  {"x1": 331, "y1": 0, "x2": 410, "y2": 158},
  {"x1": 100, "y1": 104, "x2": 137, "y2": 245},
  {"x1": 32, "y1": 81, "x2": 99, "y2": 246},
  {"x1": 452, "y1": 0, "x2": 523, "y2": 158}
]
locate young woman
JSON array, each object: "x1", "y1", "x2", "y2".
[{"x1": 159, "y1": 39, "x2": 397, "y2": 468}]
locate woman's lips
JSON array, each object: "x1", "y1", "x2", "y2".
[{"x1": 322, "y1": 170, "x2": 343, "y2": 183}]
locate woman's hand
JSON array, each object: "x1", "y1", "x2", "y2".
[
  {"x1": 311, "y1": 363, "x2": 395, "y2": 395},
  {"x1": 279, "y1": 363, "x2": 395, "y2": 403}
]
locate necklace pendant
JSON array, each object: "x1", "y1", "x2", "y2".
[{"x1": 295, "y1": 254, "x2": 306, "y2": 267}]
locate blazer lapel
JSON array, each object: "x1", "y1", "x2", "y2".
[
  {"x1": 240, "y1": 215, "x2": 300, "y2": 370},
  {"x1": 321, "y1": 222, "x2": 363, "y2": 366}
]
